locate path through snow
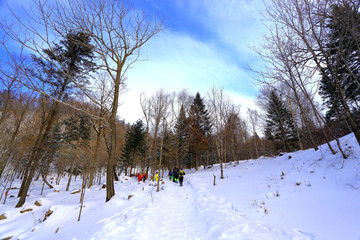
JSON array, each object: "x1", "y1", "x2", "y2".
[
  {"x1": 90, "y1": 179, "x2": 207, "y2": 240},
  {"x1": 89, "y1": 176, "x2": 313, "y2": 240}
]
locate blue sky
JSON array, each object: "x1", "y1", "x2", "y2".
[
  {"x1": 0, "y1": 0, "x2": 268, "y2": 123},
  {"x1": 120, "y1": 0, "x2": 267, "y2": 122}
]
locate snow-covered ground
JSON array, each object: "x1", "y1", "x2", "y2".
[{"x1": 1, "y1": 133, "x2": 360, "y2": 240}]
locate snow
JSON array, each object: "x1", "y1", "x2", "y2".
[{"x1": 1, "y1": 133, "x2": 360, "y2": 240}]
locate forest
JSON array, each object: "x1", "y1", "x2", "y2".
[{"x1": 0, "y1": 0, "x2": 360, "y2": 209}]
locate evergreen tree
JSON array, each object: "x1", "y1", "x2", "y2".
[
  {"x1": 188, "y1": 92, "x2": 212, "y2": 169},
  {"x1": 63, "y1": 114, "x2": 92, "y2": 144},
  {"x1": 15, "y1": 31, "x2": 96, "y2": 207},
  {"x1": 319, "y1": 2, "x2": 360, "y2": 121},
  {"x1": 31, "y1": 31, "x2": 96, "y2": 100},
  {"x1": 121, "y1": 120, "x2": 146, "y2": 173},
  {"x1": 174, "y1": 105, "x2": 189, "y2": 168},
  {"x1": 265, "y1": 90, "x2": 298, "y2": 152}
]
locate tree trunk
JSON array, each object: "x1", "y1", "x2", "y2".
[
  {"x1": 106, "y1": 75, "x2": 121, "y2": 202},
  {"x1": 66, "y1": 162, "x2": 75, "y2": 191},
  {"x1": 16, "y1": 76, "x2": 68, "y2": 207},
  {"x1": 215, "y1": 138, "x2": 224, "y2": 179},
  {"x1": 157, "y1": 118, "x2": 166, "y2": 192},
  {"x1": 41, "y1": 170, "x2": 54, "y2": 189},
  {"x1": 89, "y1": 120, "x2": 102, "y2": 188},
  {"x1": 78, "y1": 176, "x2": 88, "y2": 221}
]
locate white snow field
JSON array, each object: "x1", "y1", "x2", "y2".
[{"x1": 1, "y1": 133, "x2": 360, "y2": 240}]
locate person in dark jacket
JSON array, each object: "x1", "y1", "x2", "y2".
[
  {"x1": 179, "y1": 169, "x2": 185, "y2": 186},
  {"x1": 142, "y1": 173, "x2": 147, "y2": 183},
  {"x1": 173, "y1": 168, "x2": 179, "y2": 183}
]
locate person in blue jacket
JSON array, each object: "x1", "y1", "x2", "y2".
[{"x1": 168, "y1": 169, "x2": 173, "y2": 181}]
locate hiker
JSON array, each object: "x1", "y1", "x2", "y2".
[
  {"x1": 138, "y1": 173, "x2": 142, "y2": 183},
  {"x1": 179, "y1": 169, "x2": 185, "y2": 186},
  {"x1": 142, "y1": 173, "x2": 147, "y2": 183},
  {"x1": 173, "y1": 168, "x2": 179, "y2": 183},
  {"x1": 155, "y1": 172, "x2": 159, "y2": 182},
  {"x1": 168, "y1": 169, "x2": 173, "y2": 181}
]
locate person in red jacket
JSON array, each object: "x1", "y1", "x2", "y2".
[{"x1": 138, "y1": 173, "x2": 142, "y2": 183}]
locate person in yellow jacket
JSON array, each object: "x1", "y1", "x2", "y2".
[
  {"x1": 179, "y1": 169, "x2": 185, "y2": 186},
  {"x1": 155, "y1": 172, "x2": 159, "y2": 182}
]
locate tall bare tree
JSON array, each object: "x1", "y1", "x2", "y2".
[
  {"x1": 0, "y1": 0, "x2": 163, "y2": 203},
  {"x1": 265, "y1": 0, "x2": 360, "y2": 146},
  {"x1": 141, "y1": 90, "x2": 174, "y2": 175},
  {"x1": 207, "y1": 86, "x2": 239, "y2": 179},
  {"x1": 252, "y1": 3, "x2": 349, "y2": 157},
  {"x1": 247, "y1": 109, "x2": 260, "y2": 159},
  {"x1": 52, "y1": 0, "x2": 164, "y2": 201}
]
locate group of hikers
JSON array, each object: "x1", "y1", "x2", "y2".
[
  {"x1": 136, "y1": 173, "x2": 147, "y2": 183},
  {"x1": 168, "y1": 168, "x2": 186, "y2": 186},
  {"x1": 134, "y1": 168, "x2": 186, "y2": 187}
]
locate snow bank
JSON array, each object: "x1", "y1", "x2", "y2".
[{"x1": 1, "y1": 133, "x2": 359, "y2": 240}]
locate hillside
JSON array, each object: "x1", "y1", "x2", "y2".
[{"x1": 1, "y1": 133, "x2": 360, "y2": 240}]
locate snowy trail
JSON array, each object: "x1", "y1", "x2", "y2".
[
  {"x1": 90, "y1": 179, "x2": 208, "y2": 240},
  {"x1": 134, "y1": 180, "x2": 207, "y2": 240},
  {"x1": 90, "y1": 176, "x2": 313, "y2": 240}
]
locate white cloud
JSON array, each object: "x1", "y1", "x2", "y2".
[
  {"x1": 0, "y1": 0, "x2": 267, "y2": 125},
  {"x1": 184, "y1": 0, "x2": 267, "y2": 58},
  {"x1": 118, "y1": 29, "x2": 260, "y2": 123}
]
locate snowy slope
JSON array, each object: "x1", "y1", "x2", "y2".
[{"x1": 1, "y1": 133, "x2": 360, "y2": 240}]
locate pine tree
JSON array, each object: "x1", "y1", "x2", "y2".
[
  {"x1": 319, "y1": 2, "x2": 360, "y2": 120},
  {"x1": 265, "y1": 90, "x2": 298, "y2": 152},
  {"x1": 16, "y1": 31, "x2": 96, "y2": 207},
  {"x1": 121, "y1": 120, "x2": 146, "y2": 174},
  {"x1": 174, "y1": 105, "x2": 189, "y2": 168},
  {"x1": 188, "y1": 92, "x2": 212, "y2": 169}
]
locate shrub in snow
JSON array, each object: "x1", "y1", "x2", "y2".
[
  {"x1": 71, "y1": 189, "x2": 81, "y2": 194},
  {"x1": 20, "y1": 208, "x2": 33, "y2": 213},
  {"x1": 41, "y1": 209, "x2": 53, "y2": 222},
  {"x1": 0, "y1": 213, "x2": 7, "y2": 220}
]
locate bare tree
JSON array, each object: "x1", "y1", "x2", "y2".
[
  {"x1": 0, "y1": 0, "x2": 163, "y2": 204},
  {"x1": 247, "y1": 109, "x2": 260, "y2": 159},
  {"x1": 141, "y1": 90, "x2": 174, "y2": 175},
  {"x1": 52, "y1": 0, "x2": 164, "y2": 201},
  {"x1": 252, "y1": 6, "x2": 348, "y2": 157},
  {"x1": 207, "y1": 86, "x2": 239, "y2": 179},
  {"x1": 265, "y1": 0, "x2": 360, "y2": 146}
]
